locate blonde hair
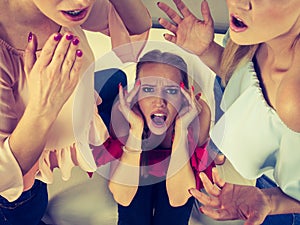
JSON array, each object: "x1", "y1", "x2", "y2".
[{"x1": 220, "y1": 38, "x2": 259, "y2": 84}]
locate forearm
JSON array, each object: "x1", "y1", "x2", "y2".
[
  {"x1": 263, "y1": 187, "x2": 300, "y2": 215},
  {"x1": 108, "y1": 129, "x2": 142, "y2": 206},
  {"x1": 9, "y1": 106, "x2": 56, "y2": 174},
  {"x1": 109, "y1": 0, "x2": 152, "y2": 35},
  {"x1": 166, "y1": 129, "x2": 196, "y2": 206},
  {"x1": 198, "y1": 41, "x2": 224, "y2": 76}
]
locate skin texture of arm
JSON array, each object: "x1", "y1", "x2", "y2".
[
  {"x1": 108, "y1": 83, "x2": 143, "y2": 206},
  {"x1": 8, "y1": 32, "x2": 82, "y2": 174},
  {"x1": 83, "y1": 0, "x2": 151, "y2": 35}
]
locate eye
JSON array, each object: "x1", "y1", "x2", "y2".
[
  {"x1": 142, "y1": 87, "x2": 154, "y2": 93},
  {"x1": 165, "y1": 88, "x2": 179, "y2": 95}
]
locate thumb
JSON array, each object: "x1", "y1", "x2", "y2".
[{"x1": 24, "y1": 32, "x2": 38, "y2": 76}]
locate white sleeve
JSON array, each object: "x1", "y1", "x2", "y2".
[
  {"x1": 0, "y1": 137, "x2": 24, "y2": 202},
  {"x1": 274, "y1": 128, "x2": 300, "y2": 201}
]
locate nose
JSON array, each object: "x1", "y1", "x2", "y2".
[
  {"x1": 227, "y1": 0, "x2": 252, "y2": 10},
  {"x1": 152, "y1": 96, "x2": 166, "y2": 108}
]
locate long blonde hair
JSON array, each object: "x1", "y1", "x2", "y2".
[{"x1": 220, "y1": 38, "x2": 259, "y2": 84}]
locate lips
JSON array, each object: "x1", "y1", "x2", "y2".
[
  {"x1": 230, "y1": 14, "x2": 248, "y2": 32},
  {"x1": 62, "y1": 8, "x2": 88, "y2": 22},
  {"x1": 151, "y1": 113, "x2": 167, "y2": 126}
]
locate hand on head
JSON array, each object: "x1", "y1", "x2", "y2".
[
  {"x1": 175, "y1": 84, "x2": 202, "y2": 130},
  {"x1": 118, "y1": 81, "x2": 144, "y2": 133},
  {"x1": 157, "y1": 0, "x2": 215, "y2": 56},
  {"x1": 24, "y1": 32, "x2": 83, "y2": 118}
]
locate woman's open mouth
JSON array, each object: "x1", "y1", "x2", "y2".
[
  {"x1": 151, "y1": 113, "x2": 167, "y2": 127},
  {"x1": 62, "y1": 8, "x2": 88, "y2": 22},
  {"x1": 230, "y1": 14, "x2": 248, "y2": 32}
]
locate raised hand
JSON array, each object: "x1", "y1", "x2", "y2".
[
  {"x1": 24, "y1": 32, "x2": 83, "y2": 120},
  {"x1": 175, "y1": 85, "x2": 202, "y2": 130},
  {"x1": 189, "y1": 168, "x2": 272, "y2": 225},
  {"x1": 158, "y1": 0, "x2": 215, "y2": 57}
]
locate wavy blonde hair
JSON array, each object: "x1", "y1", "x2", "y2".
[{"x1": 220, "y1": 38, "x2": 259, "y2": 84}]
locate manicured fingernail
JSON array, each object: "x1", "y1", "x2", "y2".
[
  {"x1": 54, "y1": 33, "x2": 62, "y2": 41},
  {"x1": 87, "y1": 172, "x2": 93, "y2": 178},
  {"x1": 196, "y1": 92, "x2": 202, "y2": 100},
  {"x1": 191, "y1": 86, "x2": 195, "y2": 92},
  {"x1": 199, "y1": 207, "x2": 204, "y2": 214},
  {"x1": 72, "y1": 38, "x2": 80, "y2": 45},
  {"x1": 66, "y1": 34, "x2": 73, "y2": 40},
  {"x1": 180, "y1": 82, "x2": 184, "y2": 88},
  {"x1": 28, "y1": 32, "x2": 33, "y2": 42},
  {"x1": 135, "y1": 80, "x2": 141, "y2": 86},
  {"x1": 76, "y1": 49, "x2": 83, "y2": 57}
]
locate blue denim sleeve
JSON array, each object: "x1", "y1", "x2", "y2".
[{"x1": 208, "y1": 76, "x2": 225, "y2": 154}]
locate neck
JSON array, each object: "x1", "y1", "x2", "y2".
[
  {"x1": 1, "y1": 0, "x2": 60, "y2": 50},
  {"x1": 257, "y1": 16, "x2": 300, "y2": 72}
]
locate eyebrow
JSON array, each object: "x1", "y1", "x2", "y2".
[{"x1": 141, "y1": 84, "x2": 179, "y2": 88}]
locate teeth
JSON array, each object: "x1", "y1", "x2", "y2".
[
  {"x1": 154, "y1": 113, "x2": 164, "y2": 117},
  {"x1": 66, "y1": 10, "x2": 82, "y2": 16}
]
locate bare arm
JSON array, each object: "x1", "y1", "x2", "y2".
[
  {"x1": 83, "y1": 0, "x2": 151, "y2": 35},
  {"x1": 108, "y1": 83, "x2": 143, "y2": 206},
  {"x1": 9, "y1": 32, "x2": 82, "y2": 174},
  {"x1": 109, "y1": 0, "x2": 152, "y2": 35},
  {"x1": 166, "y1": 127, "x2": 196, "y2": 206}
]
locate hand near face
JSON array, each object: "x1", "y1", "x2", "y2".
[
  {"x1": 189, "y1": 168, "x2": 271, "y2": 225},
  {"x1": 175, "y1": 85, "x2": 202, "y2": 130},
  {"x1": 24, "y1": 32, "x2": 83, "y2": 119},
  {"x1": 118, "y1": 81, "x2": 144, "y2": 133},
  {"x1": 158, "y1": 0, "x2": 215, "y2": 57}
]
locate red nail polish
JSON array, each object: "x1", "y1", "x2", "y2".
[
  {"x1": 87, "y1": 172, "x2": 93, "y2": 178},
  {"x1": 180, "y1": 82, "x2": 184, "y2": 88},
  {"x1": 199, "y1": 207, "x2": 204, "y2": 214},
  {"x1": 28, "y1": 32, "x2": 33, "y2": 42},
  {"x1": 191, "y1": 86, "x2": 195, "y2": 92},
  {"x1": 76, "y1": 49, "x2": 83, "y2": 57},
  {"x1": 72, "y1": 38, "x2": 79, "y2": 45},
  {"x1": 54, "y1": 33, "x2": 62, "y2": 41},
  {"x1": 66, "y1": 34, "x2": 73, "y2": 40},
  {"x1": 135, "y1": 80, "x2": 141, "y2": 86}
]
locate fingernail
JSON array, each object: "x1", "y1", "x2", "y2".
[
  {"x1": 180, "y1": 82, "x2": 184, "y2": 88},
  {"x1": 195, "y1": 92, "x2": 202, "y2": 100},
  {"x1": 199, "y1": 207, "x2": 204, "y2": 214},
  {"x1": 87, "y1": 172, "x2": 93, "y2": 178},
  {"x1": 76, "y1": 49, "x2": 83, "y2": 57},
  {"x1": 191, "y1": 85, "x2": 195, "y2": 92},
  {"x1": 135, "y1": 79, "x2": 141, "y2": 86},
  {"x1": 188, "y1": 188, "x2": 193, "y2": 195},
  {"x1": 72, "y1": 38, "x2": 80, "y2": 45},
  {"x1": 118, "y1": 82, "x2": 122, "y2": 89},
  {"x1": 66, "y1": 34, "x2": 73, "y2": 40},
  {"x1": 54, "y1": 33, "x2": 62, "y2": 41},
  {"x1": 28, "y1": 32, "x2": 33, "y2": 42}
]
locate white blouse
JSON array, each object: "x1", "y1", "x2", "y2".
[{"x1": 210, "y1": 61, "x2": 300, "y2": 201}]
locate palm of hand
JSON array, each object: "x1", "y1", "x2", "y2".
[
  {"x1": 175, "y1": 15, "x2": 214, "y2": 56},
  {"x1": 210, "y1": 183, "x2": 272, "y2": 224}
]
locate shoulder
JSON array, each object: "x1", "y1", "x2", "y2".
[{"x1": 276, "y1": 76, "x2": 300, "y2": 132}]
